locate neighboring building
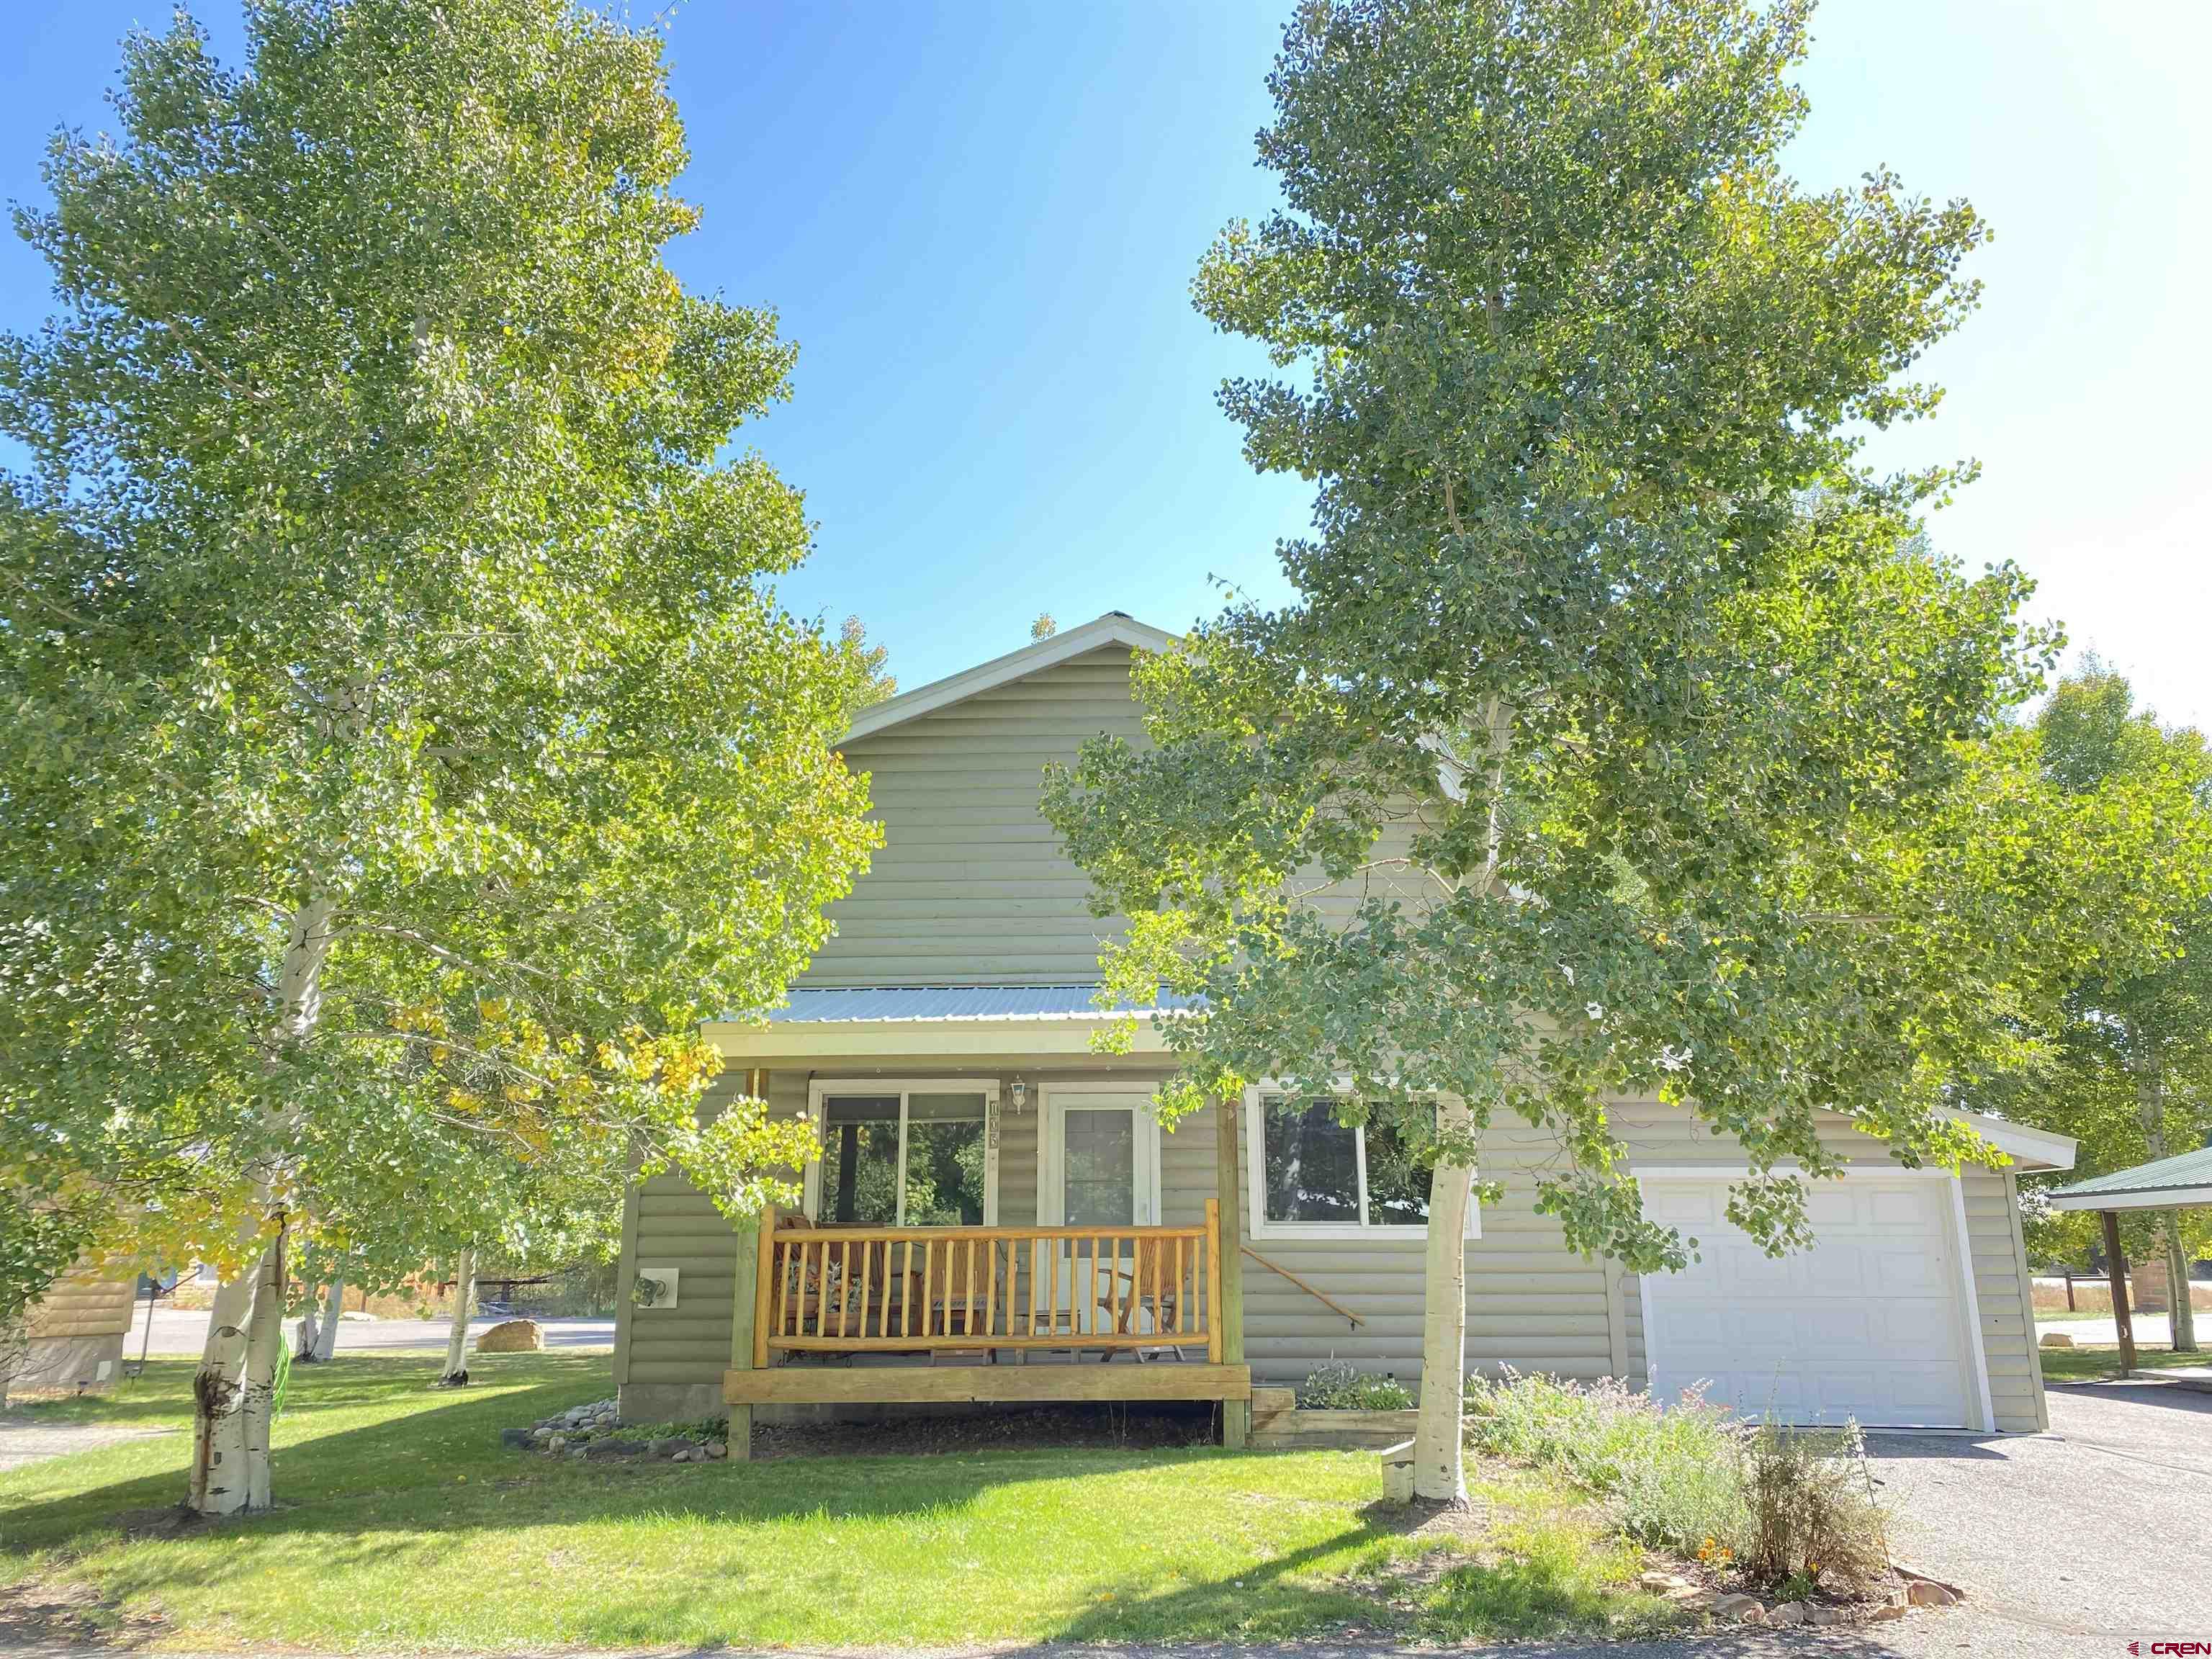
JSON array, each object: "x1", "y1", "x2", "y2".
[
  {"x1": 13, "y1": 1263, "x2": 136, "y2": 1394},
  {"x1": 613, "y1": 613, "x2": 2075, "y2": 1435}
]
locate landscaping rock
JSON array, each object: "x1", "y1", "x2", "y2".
[
  {"x1": 1639, "y1": 1571, "x2": 1691, "y2": 1595},
  {"x1": 499, "y1": 1427, "x2": 534, "y2": 1449},
  {"x1": 1712, "y1": 1593, "x2": 1763, "y2": 1621},
  {"x1": 585, "y1": 1437, "x2": 644, "y2": 1460},
  {"x1": 547, "y1": 1434, "x2": 565, "y2": 1452},
  {"x1": 1808, "y1": 1606, "x2": 1853, "y2": 1627},
  {"x1": 1869, "y1": 1603, "x2": 1909, "y2": 1621},
  {"x1": 2041, "y1": 1331, "x2": 2075, "y2": 1349},
  {"x1": 476, "y1": 1318, "x2": 544, "y2": 1354},
  {"x1": 703, "y1": 1441, "x2": 728, "y2": 1460},
  {"x1": 646, "y1": 1436, "x2": 682, "y2": 1457},
  {"x1": 1907, "y1": 1578, "x2": 1963, "y2": 1606},
  {"x1": 1768, "y1": 1601, "x2": 1809, "y2": 1627}
]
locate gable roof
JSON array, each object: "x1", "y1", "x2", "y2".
[
  {"x1": 1943, "y1": 1109, "x2": 2077, "y2": 1172},
  {"x1": 843, "y1": 611, "x2": 1179, "y2": 743},
  {"x1": 2049, "y1": 1142, "x2": 2212, "y2": 1210}
]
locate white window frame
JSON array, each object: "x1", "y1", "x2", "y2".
[
  {"x1": 1036, "y1": 1081, "x2": 1165, "y2": 1226},
  {"x1": 803, "y1": 1076, "x2": 1000, "y2": 1227},
  {"x1": 1242, "y1": 1086, "x2": 1480, "y2": 1243}
]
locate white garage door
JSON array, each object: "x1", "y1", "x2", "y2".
[{"x1": 1640, "y1": 1175, "x2": 1979, "y2": 1429}]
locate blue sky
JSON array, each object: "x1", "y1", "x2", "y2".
[{"x1": 4, "y1": 2, "x2": 2206, "y2": 726}]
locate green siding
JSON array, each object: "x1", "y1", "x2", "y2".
[
  {"x1": 805, "y1": 648, "x2": 1146, "y2": 986},
  {"x1": 617, "y1": 638, "x2": 2049, "y2": 1433}
]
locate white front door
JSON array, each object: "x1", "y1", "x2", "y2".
[
  {"x1": 1039, "y1": 1084, "x2": 1164, "y2": 1334},
  {"x1": 1639, "y1": 1174, "x2": 1982, "y2": 1429}
]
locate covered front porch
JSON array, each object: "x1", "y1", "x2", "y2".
[{"x1": 704, "y1": 989, "x2": 1256, "y2": 1446}]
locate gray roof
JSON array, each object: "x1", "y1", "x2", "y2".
[
  {"x1": 2049, "y1": 1143, "x2": 2212, "y2": 1207},
  {"x1": 756, "y1": 985, "x2": 1200, "y2": 1025}
]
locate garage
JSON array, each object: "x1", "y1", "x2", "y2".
[{"x1": 1637, "y1": 1172, "x2": 1987, "y2": 1430}]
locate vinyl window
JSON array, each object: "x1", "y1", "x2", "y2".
[{"x1": 1245, "y1": 1091, "x2": 1479, "y2": 1241}]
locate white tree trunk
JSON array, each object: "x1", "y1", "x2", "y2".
[
  {"x1": 315, "y1": 1277, "x2": 344, "y2": 1361},
  {"x1": 2136, "y1": 1069, "x2": 2195, "y2": 1351},
  {"x1": 1413, "y1": 1092, "x2": 1475, "y2": 1504},
  {"x1": 184, "y1": 890, "x2": 336, "y2": 1512},
  {"x1": 189, "y1": 1225, "x2": 287, "y2": 1516},
  {"x1": 295, "y1": 1277, "x2": 346, "y2": 1362},
  {"x1": 2162, "y1": 1219, "x2": 2198, "y2": 1352},
  {"x1": 441, "y1": 1246, "x2": 475, "y2": 1382}
]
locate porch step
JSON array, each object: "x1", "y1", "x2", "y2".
[{"x1": 1251, "y1": 1385, "x2": 1297, "y2": 1439}]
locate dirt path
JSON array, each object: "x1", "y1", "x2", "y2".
[{"x1": 0, "y1": 1413, "x2": 176, "y2": 1474}]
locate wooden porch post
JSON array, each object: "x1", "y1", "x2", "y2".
[
  {"x1": 724, "y1": 1061, "x2": 776, "y2": 1463},
  {"x1": 727, "y1": 1200, "x2": 771, "y2": 1463},
  {"x1": 2101, "y1": 1208, "x2": 2136, "y2": 1379},
  {"x1": 1215, "y1": 1096, "x2": 1249, "y2": 1448}
]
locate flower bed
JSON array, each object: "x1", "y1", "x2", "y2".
[{"x1": 1462, "y1": 1371, "x2": 1934, "y2": 1629}]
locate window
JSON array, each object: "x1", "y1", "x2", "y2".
[
  {"x1": 1246, "y1": 1091, "x2": 1478, "y2": 1240},
  {"x1": 808, "y1": 1080, "x2": 997, "y2": 1226}
]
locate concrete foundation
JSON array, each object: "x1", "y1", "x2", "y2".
[{"x1": 616, "y1": 1380, "x2": 727, "y2": 1424}]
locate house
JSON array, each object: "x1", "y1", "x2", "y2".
[
  {"x1": 10, "y1": 1262, "x2": 136, "y2": 1395},
  {"x1": 611, "y1": 613, "x2": 2077, "y2": 1441}
]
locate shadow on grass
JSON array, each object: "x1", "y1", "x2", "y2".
[
  {"x1": 5, "y1": 1354, "x2": 1245, "y2": 1552},
  {"x1": 2, "y1": 1355, "x2": 1691, "y2": 1651},
  {"x1": 1, "y1": 1354, "x2": 610, "y2": 1545}
]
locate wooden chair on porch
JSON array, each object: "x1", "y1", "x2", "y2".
[
  {"x1": 1094, "y1": 1238, "x2": 1192, "y2": 1362},
  {"x1": 773, "y1": 1213, "x2": 928, "y2": 1345}
]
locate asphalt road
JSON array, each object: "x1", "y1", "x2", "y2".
[{"x1": 122, "y1": 1303, "x2": 616, "y2": 1356}]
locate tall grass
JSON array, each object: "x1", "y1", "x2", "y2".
[
  {"x1": 1464, "y1": 1372, "x2": 1748, "y2": 1555},
  {"x1": 1463, "y1": 1371, "x2": 1889, "y2": 1592}
]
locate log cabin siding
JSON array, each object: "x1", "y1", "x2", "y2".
[{"x1": 23, "y1": 1265, "x2": 136, "y2": 1342}]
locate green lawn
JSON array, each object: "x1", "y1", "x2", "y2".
[
  {"x1": 1, "y1": 1354, "x2": 1680, "y2": 1653},
  {"x1": 2039, "y1": 1341, "x2": 2211, "y2": 1383}
]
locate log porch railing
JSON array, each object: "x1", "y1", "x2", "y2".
[{"x1": 750, "y1": 1199, "x2": 1223, "y2": 1366}]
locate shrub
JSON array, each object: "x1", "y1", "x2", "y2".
[
  {"x1": 1735, "y1": 1421, "x2": 1889, "y2": 1590},
  {"x1": 1463, "y1": 1372, "x2": 1892, "y2": 1594},
  {"x1": 1464, "y1": 1371, "x2": 1748, "y2": 1554},
  {"x1": 1297, "y1": 1359, "x2": 1414, "y2": 1410}
]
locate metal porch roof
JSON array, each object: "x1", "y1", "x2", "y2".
[
  {"x1": 754, "y1": 985, "x2": 1200, "y2": 1025},
  {"x1": 2049, "y1": 1143, "x2": 2212, "y2": 1210}
]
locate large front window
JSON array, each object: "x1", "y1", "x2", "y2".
[
  {"x1": 813, "y1": 1082, "x2": 993, "y2": 1226},
  {"x1": 1251, "y1": 1092, "x2": 1476, "y2": 1239}
]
